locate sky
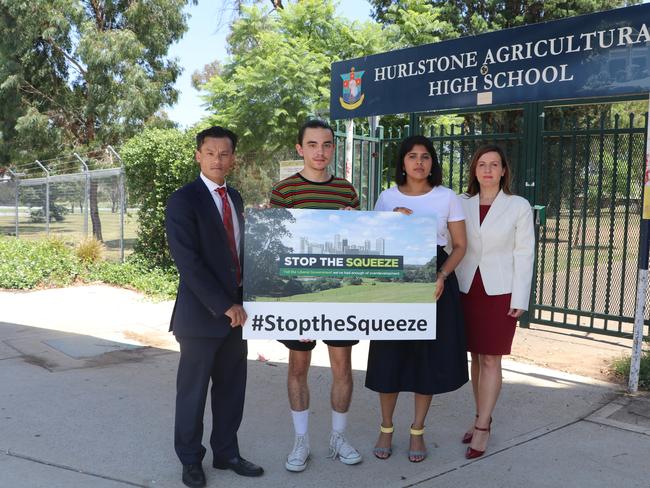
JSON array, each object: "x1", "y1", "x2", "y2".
[{"x1": 167, "y1": 1, "x2": 373, "y2": 128}]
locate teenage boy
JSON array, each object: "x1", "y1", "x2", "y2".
[
  {"x1": 270, "y1": 119, "x2": 362, "y2": 472},
  {"x1": 165, "y1": 126, "x2": 263, "y2": 487}
]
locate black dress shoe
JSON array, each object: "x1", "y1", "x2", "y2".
[
  {"x1": 182, "y1": 463, "x2": 206, "y2": 488},
  {"x1": 213, "y1": 456, "x2": 264, "y2": 477}
]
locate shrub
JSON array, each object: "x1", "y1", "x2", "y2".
[
  {"x1": 309, "y1": 278, "x2": 341, "y2": 292},
  {"x1": 121, "y1": 128, "x2": 197, "y2": 268},
  {"x1": 0, "y1": 236, "x2": 178, "y2": 299},
  {"x1": 29, "y1": 209, "x2": 45, "y2": 223},
  {"x1": 0, "y1": 236, "x2": 80, "y2": 288},
  {"x1": 29, "y1": 204, "x2": 69, "y2": 223},
  {"x1": 76, "y1": 237, "x2": 105, "y2": 264},
  {"x1": 281, "y1": 278, "x2": 306, "y2": 296},
  {"x1": 85, "y1": 257, "x2": 178, "y2": 300},
  {"x1": 611, "y1": 343, "x2": 650, "y2": 390}
]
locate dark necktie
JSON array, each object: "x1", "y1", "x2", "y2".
[{"x1": 216, "y1": 187, "x2": 241, "y2": 285}]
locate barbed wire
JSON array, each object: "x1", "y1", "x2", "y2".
[{"x1": 6, "y1": 147, "x2": 122, "y2": 180}]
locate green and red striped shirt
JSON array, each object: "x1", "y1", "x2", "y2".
[{"x1": 270, "y1": 173, "x2": 360, "y2": 209}]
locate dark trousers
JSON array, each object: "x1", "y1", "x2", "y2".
[{"x1": 174, "y1": 327, "x2": 247, "y2": 465}]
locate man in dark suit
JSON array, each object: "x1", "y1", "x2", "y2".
[{"x1": 165, "y1": 126, "x2": 263, "y2": 487}]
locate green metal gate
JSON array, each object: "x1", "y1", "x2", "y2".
[
  {"x1": 534, "y1": 99, "x2": 649, "y2": 338},
  {"x1": 334, "y1": 98, "x2": 650, "y2": 339}
]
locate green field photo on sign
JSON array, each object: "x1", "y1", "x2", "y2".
[
  {"x1": 243, "y1": 208, "x2": 438, "y2": 304},
  {"x1": 255, "y1": 278, "x2": 435, "y2": 303}
]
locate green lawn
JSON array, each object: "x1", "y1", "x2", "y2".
[
  {"x1": 0, "y1": 210, "x2": 139, "y2": 261},
  {"x1": 254, "y1": 281, "x2": 436, "y2": 303},
  {"x1": 538, "y1": 212, "x2": 634, "y2": 273}
]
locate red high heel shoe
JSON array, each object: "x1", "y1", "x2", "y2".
[
  {"x1": 462, "y1": 416, "x2": 491, "y2": 444},
  {"x1": 461, "y1": 415, "x2": 478, "y2": 444},
  {"x1": 465, "y1": 424, "x2": 490, "y2": 459}
]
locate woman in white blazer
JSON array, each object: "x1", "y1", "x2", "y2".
[{"x1": 455, "y1": 145, "x2": 534, "y2": 459}]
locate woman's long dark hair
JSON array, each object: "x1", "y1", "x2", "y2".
[
  {"x1": 394, "y1": 135, "x2": 442, "y2": 187},
  {"x1": 465, "y1": 144, "x2": 513, "y2": 196}
]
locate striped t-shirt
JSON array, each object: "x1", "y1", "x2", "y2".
[{"x1": 270, "y1": 173, "x2": 360, "y2": 209}]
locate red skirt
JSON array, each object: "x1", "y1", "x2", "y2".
[{"x1": 461, "y1": 269, "x2": 517, "y2": 355}]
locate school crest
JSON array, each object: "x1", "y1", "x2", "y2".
[{"x1": 339, "y1": 67, "x2": 365, "y2": 110}]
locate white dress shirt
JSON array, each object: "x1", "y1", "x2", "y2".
[{"x1": 199, "y1": 172, "x2": 241, "y2": 254}]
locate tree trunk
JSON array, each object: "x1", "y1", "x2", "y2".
[
  {"x1": 84, "y1": 111, "x2": 103, "y2": 239},
  {"x1": 111, "y1": 188, "x2": 117, "y2": 213},
  {"x1": 89, "y1": 179, "x2": 103, "y2": 241}
]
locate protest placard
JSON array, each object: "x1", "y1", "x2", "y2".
[{"x1": 242, "y1": 208, "x2": 438, "y2": 340}]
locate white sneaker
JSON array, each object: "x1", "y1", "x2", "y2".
[
  {"x1": 328, "y1": 431, "x2": 362, "y2": 465},
  {"x1": 285, "y1": 434, "x2": 310, "y2": 472}
]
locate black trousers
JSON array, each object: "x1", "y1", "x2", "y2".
[{"x1": 174, "y1": 327, "x2": 248, "y2": 465}]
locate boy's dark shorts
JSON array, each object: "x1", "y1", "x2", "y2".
[{"x1": 279, "y1": 340, "x2": 359, "y2": 352}]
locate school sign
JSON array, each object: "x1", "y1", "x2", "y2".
[{"x1": 330, "y1": 4, "x2": 650, "y2": 119}]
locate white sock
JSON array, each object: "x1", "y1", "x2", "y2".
[
  {"x1": 331, "y1": 410, "x2": 348, "y2": 434},
  {"x1": 291, "y1": 409, "x2": 309, "y2": 439}
]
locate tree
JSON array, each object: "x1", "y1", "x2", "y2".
[
  {"x1": 197, "y1": 0, "x2": 389, "y2": 204},
  {"x1": 378, "y1": 0, "x2": 455, "y2": 46},
  {"x1": 202, "y1": 0, "x2": 390, "y2": 152},
  {"x1": 370, "y1": 1, "x2": 639, "y2": 35},
  {"x1": 191, "y1": 61, "x2": 223, "y2": 91},
  {"x1": 213, "y1": 0, "x2": 284, "y2": 30},
  {"x1": 0, "y1": 0, "x2": 189, "y2": 240},
  {"x1": 243, "y1": 208, "x2": 295, "y2": 299}
]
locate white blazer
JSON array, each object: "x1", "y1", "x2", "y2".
[{"x1": 455, "y1": 190, "x2": 535, "y2": 311}]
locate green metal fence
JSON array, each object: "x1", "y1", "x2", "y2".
[
  {"x1": 534, "y1": 103, "x2": 649, "y2": 337},
  {"x1": 333, "y1": 122, "x2": 386, "y2": 210},
  {"x1": 334, "y1": 98, "x2": 650, "y2": 339}
]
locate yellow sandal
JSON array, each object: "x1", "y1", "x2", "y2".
[
  {"x1": 408, "y1": 426, "x2": 427, "y2": 463},
  {"x1": 373, "y1": 424, "x2": 394, "y2": 459}
]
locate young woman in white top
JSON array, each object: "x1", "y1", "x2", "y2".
[
  {"x1": 365, "y1": 135, "x2": 468, "y2": 463},
  {"x1": 455, "y1": 145, "x2": 534, "y2": 459}
]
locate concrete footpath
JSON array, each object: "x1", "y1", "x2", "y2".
[{"x1": 1, "y1": 285, "x2": 649, "y2": 488}]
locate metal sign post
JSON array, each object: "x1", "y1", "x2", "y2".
[
  {"x1": 345, "y1": 119, "x2": 354, "y2": 182},
  {"x1": 628, "y1": 93, "x2": 650, "y2": 393}
]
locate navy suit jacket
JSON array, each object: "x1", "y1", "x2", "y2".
[{"x1": 165, "y1": 177, "x2": 245, "y2": 338}]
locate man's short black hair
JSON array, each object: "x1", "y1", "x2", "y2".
[
  {"x1": 297, "y1": 119, "x2": 335, "y2": 145},
  {"x1": 196, "y1": 126, "x2": 238, "y2": 151}
]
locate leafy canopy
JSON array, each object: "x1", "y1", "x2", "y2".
[
  {"x1": 200, "y1": 0, "x2": 389, "y2": 154},
  {"x1": 370, "y1": 0, "x2": 639, "y2": 37},
  {"x1": 0, "y1": 0, "x2": 188, "y2": 164}
]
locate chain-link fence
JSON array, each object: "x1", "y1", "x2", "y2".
[{"x1": 0, "y1": 148, "x2": 133, "y2": 261}]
